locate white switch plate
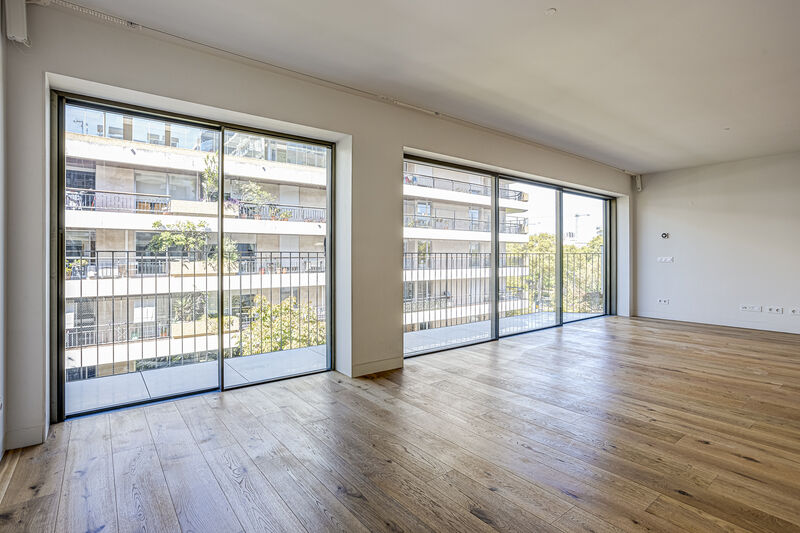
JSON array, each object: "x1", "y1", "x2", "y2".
[
  {"x1": 657, "y1": 298, "x2": 670, "y2": 305},
  {"x1": 740, "y1": 304, "x2": 762, "y2": 312},
  {"x1": 657, "y1": 256, "x2": 674, "y2": 263},
  {"x1": 767, "y1": 306, "x2": 784, "y2": 314}
]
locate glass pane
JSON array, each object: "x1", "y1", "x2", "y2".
[
  {"x1": 221, "y1": 129, "x2": 330, "y2": 386},
  {"x1": 403, "y1": 160, "x2": 492, "y2": 355},
  {"x1": 63, "y1": 102, "x2": 221, "y2": 415},
  {"x1": 562, "y1": 193, "x2": 605, "y2": 322},
  {"x1": 499, "y1": 179, "x2": 557, "y2": 335}
]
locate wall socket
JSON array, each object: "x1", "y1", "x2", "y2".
[
  {"x1": 790, "y1": 308, "x2": 800, "y2": 316},
  {"x1": 740, "y1": 304, "x2": 762, "y2": 312},
  {"x1": 767, "y1": 306, "x2": 784, "y2": 315},
  {"x1": 657, "y1": 256, "x2": 675, "y2": 263},
  {"x1": 657, "y1": 298, "x2": 670, "y2": 305}
]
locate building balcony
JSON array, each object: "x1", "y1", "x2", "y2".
[
  {"x1": 403, "y1": 214, "x2": 529, "y2": 242},
  {"x1": 403, "y1": 172, "x2": 527, "y2": 200},
  {"x1": 66, "y1": 133, "x2": 327, "y2": 186},
  {"x1": 65, "y1": 188, "x2": 326, "y2": 234},
  {"x1": 403, "y1": 214, "x2": 527, "y2": 233},
  {"x1": 65, "y1": 251, "x2": 327, "y2": 298}
]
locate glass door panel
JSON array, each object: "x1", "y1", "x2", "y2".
[
  {"x1": 63, "y1": 101, "x2": 221, "y2": 415},
  {"x1": 402, "y1": 160, "x2": 493, "y2": 355},
  {"x1": 562, "y1": 193, "x2": 606, "y2": 322},
  {"x1": 498, "y1": 179, "x2": 558, "y2": 335},
  {"x1": 221, "y1": 130, "x2": 331, "y2": 385}
]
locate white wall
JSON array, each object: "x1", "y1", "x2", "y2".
[
  {"x1": 4, "y1": 5, "x2": 631, "y2": 448},
  {"x1": 635, "y1": 151, "x2": 800, "y2": 334},
  {"x1": 0, "y1": 6, "x2": 7, "y2": 456}
]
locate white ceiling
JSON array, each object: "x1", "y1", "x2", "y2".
[{"x1": 74, "y1": 0, "x2": 800, "y2": 173}]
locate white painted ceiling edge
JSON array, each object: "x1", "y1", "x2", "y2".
[
  {"x1": 53, "y1": 0, "x2": 800, "y2": 174},
  {"x1": 40, "y1": 0, "x2": 641, "y2": 179}
]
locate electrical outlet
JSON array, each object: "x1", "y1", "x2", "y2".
[
  {"x1": 767, "y1": 306, "x2": 784, "y2": 315},
  {"x1": 790, "y1": 308, "x2": 800, "y2": 316},
  {"x1": 657, "y1": 298, "x2": 670, "y2": 305},
  {"x1": 657, "y1": 256, "x2": 674, "y2": 263},
  {"x1": 740, "y1": 304, "x2": 762, "y2": 312}
]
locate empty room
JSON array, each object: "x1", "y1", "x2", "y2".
[{"x1": 0, "y1": 0, "x2": 798, "y2": 531}]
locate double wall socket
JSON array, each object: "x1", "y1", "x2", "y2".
[
  {"x1": 740, "y1": 304, "x2": 762, "y2": 312},
  {"x1": 767, "y1": 306, "x2": 784, "y2": 315},
  {"x1": 657, "y1": 298, "x2": 670, "y2": 305}
]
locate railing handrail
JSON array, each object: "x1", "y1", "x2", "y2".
[
  {"x1": 403, "y1": 172, "x2": 527, "y2": 201},
  {"x1": 235, "y1": 200, "x2": 326, "y2": 212},
  {"x1": 66, "y1": 187, "x2": 170, "y2": 199}
]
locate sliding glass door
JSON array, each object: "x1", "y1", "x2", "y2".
[
  {"x1": 498, "y1": 178, "x2": 558, "y2": 335},
  {"x1": 403, "y1": 160, "x2": 493, "y2": 355},
  {"x1": 221, "y1": 129, "x2": 330, "y2": 385},
  {"x1": 58, "y1": 96, "x2": 333, "y2": 417},
  {"x1": 403, "y1": 157, "x2": 610, "y2": 356},
  {"x1": 562, "y1": 192, "x2": 606, "y2": 322}
]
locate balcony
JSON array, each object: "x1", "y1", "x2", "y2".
[
  {"x1": 403, "y1": 214, "x2": 527, "y2": 233},
  {"x1": 66, "y1": 188, "x2": 326, "y2": 222},
  {"x1": 64, "y1": 249, "x2": 328, "y2": 414},
  {"x1": 403, "y1": 172, "x2": 527, "y2": 201},
  {"x1": 66, "y1": 132, "x2": 328, "y2": 187},
  {"x1": 403, "y1": 251, "x2": 604, "y2": 354}
]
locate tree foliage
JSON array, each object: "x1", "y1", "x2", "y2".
[
  {"x1": 237, "y1": 296, "x2": 325, "y2": 355},
  {"x1": 503, "y1": 232, "x2": 604, "y2": 314},
  {"x1": 201, "y1": 154, "x2": 219, "y2": 201},
  {"x1": 147, "y1": 219, "x2": 240, "y2": 270}
]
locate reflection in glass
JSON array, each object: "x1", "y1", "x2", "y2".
[
  {"x1": 402, "y1": 160, "x2": 493, "y2": 355},
  {"x1": 63, "y1": 102, "x2": 220, "y2": 415},
  {"x1": 221, "y1": 129, "x2": 330, "y2": 385},
  {"x1": 499, "y1": 179, "x2": 558, "y2": 335},
  {"x1": 562, "y1": 193, "x2": 605, "y2": 322}
]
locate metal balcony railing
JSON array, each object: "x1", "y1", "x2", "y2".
[
  {"x1": 403, "y1": 172, "x2": 528, "y2": 201},
  {"x1": 65, "y1": 250, "x2": 326, "y2": 280},
  {"x1": 64, "y1": 250, "x2": 327, "y2": 381},
  {"x1": 66, "y1": 188, "x2": 170, "y2": 214},
  {"x1": 403, "y1": 251, "x2": 604, "y2": 333},
  {"x1": 236, "y1": 202, "x2": 326, "y2": 223},
  {"x1": 66, "y1": 188, "x2": 326, "y2": 223},
  {"x1": 404, "y1": 214, "x2": 527, "y2": 234}
]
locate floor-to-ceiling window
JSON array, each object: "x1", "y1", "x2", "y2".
[
  {"x1": 221, "y1": 129, "x2": 330, "y2": 385},
  {"x1": 498, "y1": 178, "x2": 558, "y2": 335},
  {"x1": 58, "y1": 96, "x2": 333, "y2": 417},
  {"x1": 562, "y1": 192, "x2": 606, "y2": 322},
  {"x1": 403, "y1": 160, "x2": 493, "y2": 355},
  {"x1": 403, "y1": 157, "x2": 610, "y2": 356}
]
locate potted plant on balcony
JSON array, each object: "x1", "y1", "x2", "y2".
[{"x1": 65, "y1": 258, "x2": 89, "y2": 279}]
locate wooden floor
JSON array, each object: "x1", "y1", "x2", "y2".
[{"x1": 2, "y1": 317, "x2": 800, "y2": 532}]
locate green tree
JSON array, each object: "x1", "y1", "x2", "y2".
[
  {"x1": 237, "y1": 295, "x2": 325, "y2": 355},
  {"x1": 147, "y1": 219, "x2": 240, "y2": 270},
  {"x1": 503, "y1": 232, "x2": 604, "y2": 314},
  {"x1": 505, "y1": 233, "x2": 557, "y2": 313},
  {"x1": 201, "y1": 154, "x2": 219, "y2": 201}
]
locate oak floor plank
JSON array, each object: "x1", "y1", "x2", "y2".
[
  {"x1": 254, "y1": 454, "x2": 369, "y2": 533},
  {"x1": 56, "y1": 414, "x2": 117, "y2": 533},
  {"x1": 203, "y1": 443, "x2": 307, "y2": 532},
  {"x1": 145, "y1": 403, "x2": 244, "y2": 533},
  {"x1": 112, "y1": 444, "x2": 180, "y2": 533}
]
